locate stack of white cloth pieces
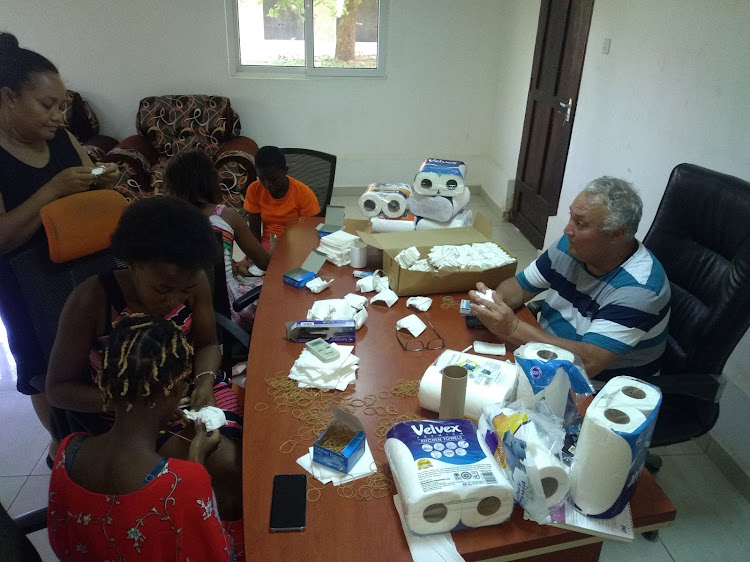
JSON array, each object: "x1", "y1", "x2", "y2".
[
  {"x1": 289, "y1": 343, "x2": 359, "y2": 390},
  {"x1": 307, "y1": 294, "x2": 369, "y2": 329},
  {"x1": 318, "y1": 230, "x2": 360, "y2": 266},
  {"x1": 395, "y1": 242, "x2": 515, "y2": 273}
]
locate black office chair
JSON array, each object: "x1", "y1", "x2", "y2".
[
  {"x1": 640, "y1": 164, "x2": 750, "y2": 452},
  {"x1": 282, "y1": 148, "x2": 337, "y2": 216},
  {"x1": 0, "y1": 503, "x2": 44, "y2": 562}
]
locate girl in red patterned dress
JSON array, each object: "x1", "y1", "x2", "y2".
[{"x1": 48, "y1": 314, "x2": 235, "y2": 561}]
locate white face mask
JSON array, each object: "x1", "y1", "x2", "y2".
[{"x1": 396, "y1": 314, "x2": 427, "y2": 338}]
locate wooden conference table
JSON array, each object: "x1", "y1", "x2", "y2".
[{"x1": 242, "y1": 218, "x2": 676, "y2": 561}]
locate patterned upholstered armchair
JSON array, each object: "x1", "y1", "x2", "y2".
[
  {"x1": 60, "y1": 90, "x2": 118, "y2": 163},
  {"x1": 102, "y1": 95, "x2": 258, "y2": 211}
]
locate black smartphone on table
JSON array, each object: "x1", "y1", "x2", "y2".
[{"x1": 269, "y1": 474, "x2": 307, "y2": 532}]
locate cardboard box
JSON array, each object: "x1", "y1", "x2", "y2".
[
  {"x1": 313, "y1": 405, "x2": 366, "y2": 473},
  {"x1": 356, "y1": 213, "x2": 517, "y2": 297},
  {"x1": 286, "y1": 320, "x2": 356, "y2": 343}
]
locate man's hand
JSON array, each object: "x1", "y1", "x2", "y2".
[
  {"x1": 190, "y1": 375, "x2": 217, "y2": 410},
  {"x1": 468, "y1": 288, "x2": 519, "y2": 340}
]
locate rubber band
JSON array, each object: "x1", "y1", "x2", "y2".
[
  {"x1": 254, "y1": 402, "x2": 269, "y2": 411},
  {"x1": 378, "y1": 391, "x2": 392, "y2": 400},
  {"x1": 364, "y1": 407, "x2": 378, "y2": 416},
  {"x1": 306, "y1": 487, "x2": 322, "y2": 502},
  {"x1": 279, "y1": 440, "x2": 296, "y2": 454}
]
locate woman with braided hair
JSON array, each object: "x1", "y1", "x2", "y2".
[
  {"x1": 48, "y1": 314, "x2": 235, "y2": 560},
  {"x1": 46, "y1": 196, "x2": 245, "y2": 531}
]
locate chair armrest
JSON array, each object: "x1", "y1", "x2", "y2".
[
  {"x1": 215, "y1": 136, "x2": 259, "y2": 181},
  {"x1": 637, "y1": 373, "x2": 724, "y2": 403},
  {"x1": 525, "y1": 299, "x2": 544, "y2": 318},
  {"x1": 103, "y1": 135, "x2": 159, "y2": 168},
  {"x1": 215, "y1": 312, "x2": 250, "y2": 348},
  {"x1": 12, "y1": 507, "x2": 48, "y2": 535},
  {"x1": 232, "y1": 285, "x2": 262, "y2": 312}
]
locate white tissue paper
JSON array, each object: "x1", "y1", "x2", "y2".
[
  {"x1": 355, "y1": 271, "x2": 390, "y2": 294},
  {"x1": 296, "y1": 441, "x2": 377, "y2": 486},
  {"x1": 386, "y1": 419, "x2": 514, "y2": 535},
  {"x1": 393, "y1": 495, "x2": 464, "y2": 562},
  {"x1": 353, "y1": 307, "x2": 368, "y2": 329},
  {"x1": 306, "y1": 277, "x2": 333, "y2": 293},
  {"x1": 307, "y1": 295, "x2": 368, "y2": 330},
  {"x1": 396, "y1": 314, "x2": 427, "y2": 338},
  {"x1": 406, "y1": 296, "x2": 433, "y2": 312},
  {"x1": 415, "y1": 209, "x2": 474, "y2": 231},
  {"x1": 343, "y1": 293, "x2": 368, "y2": 310},
  {"x1": 289, "y1": 344, "x2": 359, "y2": 390},
  {"x1": 473, "y1": 341, "x2": 506, "y2": 356},
  {"x1": 184, "y1": 406, "x2": 227, "y2": 432},
  {"x1": 356, "y1": 276, "x2": 376, "y2": 293},
  {"x1": 418, "y1": 349, "x2": 518, "y2": 420},
  {"x1": 370, "y1": 288, "x2": 398, "y2": 307},
  {"x1": 246, "y1": 264, "x2": 266, "y2": 277},
  {"x1": 394, "y1": 246, "x2": 421, "y2": 269},
  {"x1": 318, "y1": 230, "x2": 360, "y2": 266}
]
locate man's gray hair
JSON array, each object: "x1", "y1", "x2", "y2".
[{"x1": 583, "y1": 177, "x2": 643, "y2": 237}]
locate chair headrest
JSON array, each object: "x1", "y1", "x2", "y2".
[{"x1": 40, "y1": 190, "x2": 129, "y2": 264}]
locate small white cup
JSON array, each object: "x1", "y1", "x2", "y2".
[{"x1": 349, "y1": 241, "x2": 367, "y2": 268}]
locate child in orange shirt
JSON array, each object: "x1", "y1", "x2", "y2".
[{"x1": 243, "y1": 146, "x2": 320, "y2": 249}]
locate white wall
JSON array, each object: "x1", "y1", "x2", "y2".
[
  {"x1": 0, "y1": 0, "x2": 506, "y2": 188},
  {"x1": 487, "y1": 0, "x2": 541, "y2": 214},
  {"x1": 546, "y1": 0, "x2": 750, "y2": 472}
]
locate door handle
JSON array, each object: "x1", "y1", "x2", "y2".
[{"x1": 558, "y1": 98, "x2": 573, "y2": 122}]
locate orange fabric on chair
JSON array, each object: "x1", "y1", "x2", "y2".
[{"x1": 40, "y1": 190, "x2": 129, "y2": 263}]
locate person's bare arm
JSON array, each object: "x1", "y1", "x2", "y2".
[
  {"x1": 475, "y1": 277, "x2": 539, "y2": 311},
  {"x1": 223, "y1": 208, "x2": 269, "y2": 270},
  {"x1": 247, "y1": 212, "x2": 262, "y2": 242},
  {"x1": 66, "y1": 129, "x2": 94, "y2": 167},
  {"x1": 469, "y1": 295, "x2": 618, "y2": 377},
  {"x1": 188, "y1": 272, "x2": 222, "y2": 410},
  {"x1": 46, "y1": 277, "x2": 109, "y2": 412}
]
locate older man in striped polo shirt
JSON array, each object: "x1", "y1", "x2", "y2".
[{"x1": 469, "y1": 177, "x2": 671, "y2": 379}]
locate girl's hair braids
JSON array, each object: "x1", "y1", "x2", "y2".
[{"x1": 96, "y1": 313, "x2": 194, "y2": 412}]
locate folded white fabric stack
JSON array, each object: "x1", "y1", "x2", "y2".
[
  {"x1": 394, "y1": 246, "x2": 421, "y2": 269},
  {"x1": 419, "y1": 242, "x2": 515, "y2": 271},
  {"x1": 289, "y1": 344, "x2": 359, "y2": 390},
  {"x1": 318, "y1": 230, "x2": 360, "y2": 266}
]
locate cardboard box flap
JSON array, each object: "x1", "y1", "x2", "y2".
[
  {"x1": 472, "y1": 212, "x2": 492, "y2": 238},
  {"x1": 316, "y1": 205, "x2": 346, "y2": 232},
  {"x1": 300, "y1": 250, "x2": 328, "y2": 274},
  {"x1": 328, "y1": 404, "x2": 365, "y2": 433}
]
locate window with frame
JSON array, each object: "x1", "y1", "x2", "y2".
[{"x1": 227, "y1": 0, "x2": 388, "y2": 77}]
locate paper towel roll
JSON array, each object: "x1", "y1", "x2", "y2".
[
  {"x1": 419, "y1": 363, "x2": 516, "y2": 420},
  {"x1": 569, "y1": 405, "x2": 647, "y2": 515},
  {"x1": 415, "y1": 209, "x2": 474, "y2": 231},
  {"x1": 459, "y1": 437, "x2": 515, "y2": 527},
  {"x1": 408, "y1": 189, "x2": 470, "y2": 222},
  {"x1": 515, "y1": 343, "x2": 576, "y2": 419},
  {"x1": 413, "y1": 172, "x2": 441, "y2": 196},
  {"x1": 370, "y1": 214, "x2": 417, "y2": 233},
  {"x1": 526, "y1": 443, "x2": 570, "y2": 508},
  {"x1": 437, "y1": 174, "x2": 466, "y2": 196},
  {"x1": 596, "y1": 376, "x2": 661, "y2": 416},
  {"x1": 385, "y1": 438, "x2": 463, "y2": 534}
]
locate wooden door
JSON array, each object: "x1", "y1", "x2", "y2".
[{"x1": 511, "y1": 0, "x2": 594, "y2": 249}]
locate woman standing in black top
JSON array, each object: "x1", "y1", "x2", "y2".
[{"x1": 0, "y1": 33, "x2": 118, "y2": 452}]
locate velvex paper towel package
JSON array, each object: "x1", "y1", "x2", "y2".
[
  {"x1": 570, "y1": 376, "x2": 661, "y2": 519},
  {"x1": 515, "y1": 342, "x2": 593, "y2": 430},
  {"x1": 418, "y1": 349, "x2": 518, "y2": 420},
  {"x1": 413, "y1": 159, "x2": 468, "y2": 196},
  {"x1": 386, "y1": 419, "x2": 514, "y2": 535}
]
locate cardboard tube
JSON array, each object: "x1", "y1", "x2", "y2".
[{"x1": 439, "y1": 366, "x2": 468, "y2": 419}]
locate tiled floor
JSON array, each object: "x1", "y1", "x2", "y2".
[{"x1": 1, "y1": 189, "x2": 749, "y2": 561}]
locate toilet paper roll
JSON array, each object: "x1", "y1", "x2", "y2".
[
  {"x1": 413, "y1": 172, "x2": 441, "y2": 196},
  {"x1": 569, "y1": 405, "x2": 648, "y2": 516},
  {"x1": 419, "y1": 364, "x2": 516, "y2": 421},
  {"x1": 415, "y1": 209, "x2": 474, "y2": 231},
  {"x1": 358, "y1": 184, "x2": 411, "y2": 218},
  {"x1": 358, "y1": 187, "x2": 383, "y2": 218},
  {"x1": 381, "y1": 191, "x2": 411, "y2": 218},
  {"x1": 526, "y1": 443, "x2": 570, "y2": 508},
  {"x1": 595, "y1": 376, "x2": 662, "y2": 416},
  {"x1": 370, "y1": 214, "x2": 417, "y2": 233},
  {"x1": 439, "y1": 366, "x2": 468, "y2": 419},
  {"x1": 385, "y1": 438, "x2": 463, "y2": 534}
]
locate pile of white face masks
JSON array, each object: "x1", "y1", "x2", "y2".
[
  {"x1": 289, "y1": 343, "x2": 359, "y2": 390},
  {"x1": 355, "y1": 271, "x2": 399, "y2": 307},
  {"x1": 318, "y1": 230, "x2": 360, "y2": 266},
  {"x1": 424, "y1": 242, "x2": 515, "y2": 271},
  {"x1": 307, "y1": 294, "x2": 369, "y2": 329}
]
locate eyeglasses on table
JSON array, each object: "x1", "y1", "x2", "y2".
[{"x1": 396, "y1": 320, "x2": 445, "y2": 352}]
